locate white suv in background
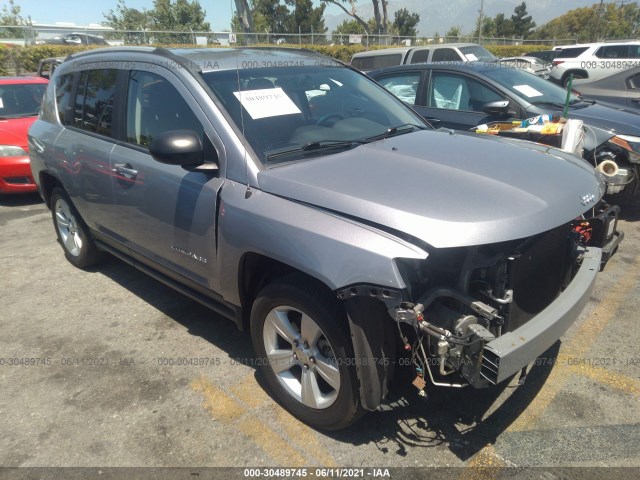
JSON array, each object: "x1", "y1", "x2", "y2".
[{"x1": 550, "y1": 41, "x2": 640, "y2": 86}]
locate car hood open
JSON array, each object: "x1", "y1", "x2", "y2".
[{"x1": 257, "y1": 129, "x2": 604, "y2": 249}]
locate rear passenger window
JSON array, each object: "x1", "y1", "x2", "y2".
[
  {"x1": 125, "y1": 70, "x2": 203, "y2": 148},
  {"x1": 432, "y1": 48, "x2": 461, "y2": 62},
  {"x1": 55, "y1": 74, "x2": 74, "y2": 125},
  {"x1": 595, "y1": 45, "x2": 630, "y2": 59},
  {"x1": 376, "y1": 72, "x2": 421, "y2": 104},
  {"x1": 73, "y1": 69, "x2": 117, "y2": 136}
]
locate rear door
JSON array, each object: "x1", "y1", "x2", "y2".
[
  {"x1": 53, "y1": 68, "x2": 120, "y2": 232},
  {"x1": 109, "y1": 67, "x2": 224, "y2": 287}
]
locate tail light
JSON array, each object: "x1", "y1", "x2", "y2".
[{"x1": 552, "y1": 60, "x2": 564, "y2": 66}]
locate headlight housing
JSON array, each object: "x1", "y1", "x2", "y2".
[
  {"x1": 0, "y1": 145, "x2": 28, "y2": 157},
  {"x1": 609, "y1": 135, "x2": 640, "y2": 163}
]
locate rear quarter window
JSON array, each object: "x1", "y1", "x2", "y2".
[
  {"x1": 410, "y1": 49, "x2": 430, "y2": 64},
  {"x1": 432, "y1": 48, "x2": 462, "y2": 62},
  {"x1": 351, "y1": 54, "x2": 403, "y2": 71}
]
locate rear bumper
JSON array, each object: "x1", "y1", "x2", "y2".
[
  {"x1": 0, "y1": 156, "x2": 36, "y2": 194},
  {"x1": 480, "y1": 247, "x2": 601, "y2": 385}
]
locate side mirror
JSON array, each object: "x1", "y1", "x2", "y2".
[
  {"x1": 149, "y1": 130, "x2": 205, "y2": 166},
  {"x1": 482, "y1": 100, "x2": 511, "y2": 115}
]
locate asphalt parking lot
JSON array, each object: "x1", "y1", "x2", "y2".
[{"x1": 1, "y1": 193, "x2": 639, "y2": 477}]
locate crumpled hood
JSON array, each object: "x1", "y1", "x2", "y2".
[
  {"x1": 258, "y1": 129, "x2": 604, "y2": 248},
  {"x1": 0, "y1": 116, "x2": 37, "y2": 150}
]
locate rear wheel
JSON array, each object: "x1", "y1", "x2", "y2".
[
  {"x1": 562, "y1": 72, "x2": 585, "y2": 87},
  {"x1": 250, "y1": 277, "x2": 363, "y2": 430},
  {"x1": 51, "y1": 187, "x2": 101, "y2": 268}
]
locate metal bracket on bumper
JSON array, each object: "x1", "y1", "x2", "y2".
[{"x1": 480, "y1": 247, "x2": 602, "y2": 385}]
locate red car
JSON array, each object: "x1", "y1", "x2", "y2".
[{"x1": 0, "y1": 76, "x2": 48, "y2": 194}]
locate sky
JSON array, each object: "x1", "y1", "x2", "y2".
[
  {"x1": 4, "y1": 0, "x2": 239, "y2": 31},
  {"x1": 3, "y1": 0, "x2": 601, "y2": 34}
]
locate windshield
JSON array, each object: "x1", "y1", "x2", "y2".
[
  {"x1": 202, "y1": 65, "x2": 428, "y2": 164},
  {"x1": 482, "y1": 66, "x2": 579, "y2": 105},
  {"x1": 0, "y1": 83, "x2": 47, "y2": 118},
  {"x1": 459, "y1": 46, "x2": 496, "y2": 62}
]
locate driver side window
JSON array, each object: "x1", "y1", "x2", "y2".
[{"x1": 125, "y1": 70, "x2": 203, "y2": 148}]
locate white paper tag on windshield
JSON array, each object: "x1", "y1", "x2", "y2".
[
  {"x1": 513, "y1": 84, "x2": 543, "y2": 98},
  {"x1": 464, "y1": 53, "x2": 478, "y2": 61},
  {"x1": 0, "y1": 98, "x2": 3, "y2": 108},
  {"x1": 233, "y1": 87, "x2": 301, "y2": 119}
]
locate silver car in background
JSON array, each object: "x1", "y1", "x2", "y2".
[
  {"x1": 29, "y1": 47, "x2": 622, "y2": 430},
  {"x1": 497, "y1": 56, "x2": 551, "y2": 78}
]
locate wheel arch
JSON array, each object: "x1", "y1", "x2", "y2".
[
  {"x1": 238, "y1": 252, "x2": 342, "y2": 331},
  {"x1": 562, "y1": 69, "x2": 588, "y2": 84},
  {"x1": 38, "y1": 171, "x2": 62, "y2": 209}
]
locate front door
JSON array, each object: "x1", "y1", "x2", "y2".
[{"x1": 110, "y1": 68, "x2": 224, "y2": 287}]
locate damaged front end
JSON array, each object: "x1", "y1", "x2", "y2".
[{"x1": 339, "y1": 202, "x2": 623, "y2": 408}]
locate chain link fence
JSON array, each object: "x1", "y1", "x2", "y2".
[{"x1": 0, "y1": 24, "x2": 579, "y2": 48}]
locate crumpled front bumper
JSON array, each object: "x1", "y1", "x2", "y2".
[{"x1": 479, "y1": 247, "x2": 602, "y2": 385}]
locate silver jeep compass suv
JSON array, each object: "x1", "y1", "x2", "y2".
[{"x1": 29, "y1": 47, "x2": 622, "y2": 430}]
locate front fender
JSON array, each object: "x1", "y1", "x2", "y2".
[{"x1": 215, "y1": 181, "x2": 428, "y2": 305}]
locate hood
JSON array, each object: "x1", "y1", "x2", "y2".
[
  {"x1": 258, "y1": 130, "x2": 604, "y2": 249},
  {"x1": 568, "y1": 102, "x2": 640, "y2": 136},
  {"x1": 0, "y1": 116, "x2": 37, "y2": 150}
]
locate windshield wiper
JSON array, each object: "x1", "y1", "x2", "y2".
[
  {"x1": 362, "y1": 123, "x2": 425, "y2": 143},
  {"x1": 571, "y1": 97, "x2": 596, "y2": 105},
  {"x1": 265, "y1": 140, "x2": 362, "y2": 162},
  {"x1": 530, "y1": 101, "x2": 566, "y2": 109}
]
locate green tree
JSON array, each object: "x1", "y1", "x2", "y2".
[
  {"x1": 473, "y1": 15, "x2": 496, "y2": 39},
  {"x1": 151, "y1": 0, "x2": 210, "y2": 31},
  {"x1": 284, "y1": 0, "x2": 327, "y2": 42},
  {"x1": 445, "y1": 25, "x2": 462, "y2": 39},
  {"x1": 494, "y1": 13, "x2": 513, "y2": 37},
  {"x1": 322, "y1": 1, "x2": 389, "y2": 35},
  {"x1": 534, "y1": 3, "x2": 639, "y2": 42},
  {"x1": 104, "y1": 0, "x2": 209, "y2": 44},
  {"x1": 0, "y1": 0, "x2": 29, "y2": 38},
  {"x1": 392, "y1": 8, "x2": 419, "y2": 37},
  {"x1": 104, "y1": 0, "x2": 151, "y2": 44},
  {"x1": 234, "y1": 0, "x2": 253, "y2": 34},
  {"x1": 510, "y1": 2, "x2": 535, "y2": 38}
]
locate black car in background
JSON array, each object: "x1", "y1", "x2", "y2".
[
  {"x1": 368, "y1": 62, "x2": 640, "y2": 199},
  {"x1": 525, "y1": 50, "x2": 560, "y2": 64},
  {"x1": 36, "y1": 33, "x2": 108, "y2": 46}
]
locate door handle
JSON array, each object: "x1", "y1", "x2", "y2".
[{"x1": 113, "y1": 163, "x2": 138, "y2": 180}]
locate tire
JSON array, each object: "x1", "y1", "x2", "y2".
[
  {"x1": 250, "y1": 276, "x2": 364, "y2": 430},
  {"x1": 51, "y1": 187, "x2": 101, "y2": 268}
]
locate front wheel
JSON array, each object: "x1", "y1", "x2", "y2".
[
  {"x1": 250, "y1": 277, "x2": 363, "y2": 430},
  {"x1": 51, "y1": 187, "x2": 101, "y2": 268}
]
